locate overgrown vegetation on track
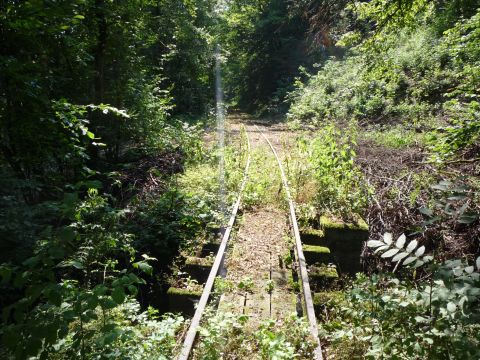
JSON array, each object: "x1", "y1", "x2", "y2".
[{"x1": 1, "y1": 0, "x2": 479, "y2": 359}]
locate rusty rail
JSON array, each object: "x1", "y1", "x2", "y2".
[
  {"x1": 177, "y1": 127, "x2": 251, "y2": 360},
  {"x1": 256, "y1": 126, "x2": 323, "y2": 360}
]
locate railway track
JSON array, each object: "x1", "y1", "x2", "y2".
[{"x1": 177, "y1": 125, "x2": 323, "y2": 360}]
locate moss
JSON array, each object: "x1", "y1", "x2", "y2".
[
  {"x1": 319, "y1": 216, "x2": 369, "y2": 249},
  {"x1": 167, "y1": 286, "x2": 202, "y2": 297},
  {"x1": 309, "y1": 265, "x2": 338, "y2": 280},
  {"x1": 301, "y1": 228, "x2": 324, "y2": 237},
  {"x1": 320, "y1": 216, "x2": 368, "y2": 232},
  {"x1": 303, "y1": 245, "x2": 331, "y2": 264},
  {"x1": 300, "y1": 228, "x2": 325, "y2": 246},
  {"x1": 313, "y1": 291, "x2": 344, "y2": 307},
  {"x1": 309, "y1": 265, "x2": 339, "y2": 292},
  {"x1": 184, "y1": 257, "x2": 213, "y2": 283},
  {"x1": 185, "y1": 256, "x2": 214, "y2": 267},
  {"x1": 167, "y1": 286, "x2": 202, "y2": 316},
  {"x1": 303, "y1": 245, "x2": 330, "y2": 254}
]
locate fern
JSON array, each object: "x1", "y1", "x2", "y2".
[{"x1": 367, "y1": 233, "x2": 433, "y2": 269}]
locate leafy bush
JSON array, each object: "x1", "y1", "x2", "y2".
[
  {"x1": 51, "y1": 301, "x2": 184, "y2": 360},
  {"x1": 429, "y1": 101, "x2": 480, "y2": 163},
  {"x1": 0, "y1": 189, "x2": 157, "y2": 359},
  {"x1": 321, "y1": 233, "x2": 480, "y2": 359},
  {"x1": 287, "y1": 123, "x2": 369, "y2": 218},
  {"x1": 361, "y1": 124, "x2": 426, "y2": 148}
]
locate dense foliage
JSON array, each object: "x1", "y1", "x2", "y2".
[
  {"x1": 1, "y1": 0, "x2": 479, "y2": 358},
  {"x1": 0, "y1": 1, "x2": 221, "y2": 358},
  {"x1": 287, "y1": 0, "x2": 480, "y2": 358},
  {"x1": 217, "y1": 0, "x2": 323, "y2": 114}
]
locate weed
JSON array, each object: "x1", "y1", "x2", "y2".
[
  {"x1": 192, "y1": 310, "x2": 316, "y2": 359},
  {"x1": 237, "y1": 277, "x2": 255, "y2": 293},
  {"x1": 214, "y1": 277, "x2": 234, "y2": 295},
  {"x1": 286, "y1": 122, "x2": 370, "y2": 219},
  {"x1": 283, "y1": 252, "x2": 293, "y2": 268},
  {"x1": 265, "y1": 279, "x2": 275, "y2": 294}
]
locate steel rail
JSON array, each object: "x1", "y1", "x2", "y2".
[
  {"x1": 256, "y1": 125, "x2": 324, "y2": 360},
  {"x1": 177, "y1": 127, "x2": 251, "y2": 360}
]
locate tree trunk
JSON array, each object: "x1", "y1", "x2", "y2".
[{"x1": 94, "y1": 0, "x2": 107, "y2": 104}]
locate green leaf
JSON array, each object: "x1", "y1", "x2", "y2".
[
  {"x1": 424, "y1": 337, "x2": 434, "y2": 345},
  {"x1": 414, "y1": 316, "x2": 428, "y2": 323},
  {"x1": 402, "y1": 256, "x2": 417, "y2": 266},
  {"x1": 414, "y1": 260, "x2": 425, "y2": 268},
  {"x1": 101, "y1": 298, "x2": 117, "y2": 309},
  {"x1": 133, "y1": 261, "x2": 153, "y2": 276},
  {"x1": 367, "y1": 240, "x2": 385, "y2": 248},
  {"x1": 392, "y1": 252, "x2": 409, "y2": 263},
  {"x1": 383, "y1": 233, "x2": 393, "y2": 245},
  {"x1": 127, "y1": 285, "x2": 137, "y2": 295},
  {"x1": 419, "y1": 207, "x2": 433, "y2": 216},
  {"x1": 63, "y1": 310, "x2": 76, "y2": 321},
  {"x1": 98, "y1": 328, "x2": 122, "y2": 346},
  {"x1": 86, "y1": 295, "x2": 99, "y2": 310},
  {"x1": 61, "y1": 260, "x2": 84, "y2": 269},
  {"x1": 374, "y1": 245, "x2": 390, "y2": 254},
  {"x1": 83, "y1": 310, "x2": 98, "y2": 322},
  {"x1": 141, "y1": 254, "x2": 157, "y2": 261},
  {"x1": 406, "y1": 240, "x2": 418, "y2": 253},
  {"x1": 128, "y1": 273, "x2": 143, "y2": 284},
  {"x1": 93, "y1": 284, "x2": 108, "y2": 296},
  {"x1": 447, "y1": 302, "x2": 457, "y2": 312},
  {"x1": 415, "y1": 246, "x2": 425, "y2": 257},
  {"x1": 111, "y1": 287, "x2": 125, "y2": 304},
  {"x1": 73, "y1": 15, "x2": 85, "y2": 20},
  {"x1": 381, "y1": 248, "x2": 400, "y2": 258},
  {"x1": 458, "y1": 214, "x2": 477, "y2": 224},
  {"x1": 395, "y1": 234, "x2": 406, "y2": 249}
]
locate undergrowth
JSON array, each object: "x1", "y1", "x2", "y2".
[
  {"x1": 242, "y1": 147, "x2": 284, "y2": 209},
  {"x1": 191, "y1": 309, "x2": 316, "y2": 360},
  {"x1": 286, "y1": 122, "x2": 370, "y2": 220},
  {"x1": 319, "y1": 234, "x2": 480, "y2": 359}
]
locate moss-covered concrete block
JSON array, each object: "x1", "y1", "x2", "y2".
[
  {"x1": 320, "y1": 216, "x2": 368, "y2": 242},
  {"x1": 300, "y1": 228, "x2": 325, "y2": 246},
  {"x1": 167, "y1": 286, "x2": 202, "y2": 316},
  {"x1": 319, "y1": 216, "x2": 368, "y2": 274},
  {"x1": 313, "y1": 291, "x2": 343, "y2": 307},
  {"x1": 313, "y1": 291, "x2": 344, "y2": 318},
  {"x1": 309, "y1": 264, "x2": 338, "y2": 280},
  {"x1": 206, "y1": 223, "x2": 224, "y2": 238},
  {"x1": 331, "y1": 253, "x2": 362, "y2": 276},
  {"x1": 196, "y1": 242, "x2": 220, "y2": 257},
  {"x1": 309, "y1": 264, "x2": 338, "y2": 291},
  {"x1": 303, "y1": 245, "x2": 331, "y2": 264},
  {"x1": 184, "y1": 256, "x2": 213, "y2": 283}
]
